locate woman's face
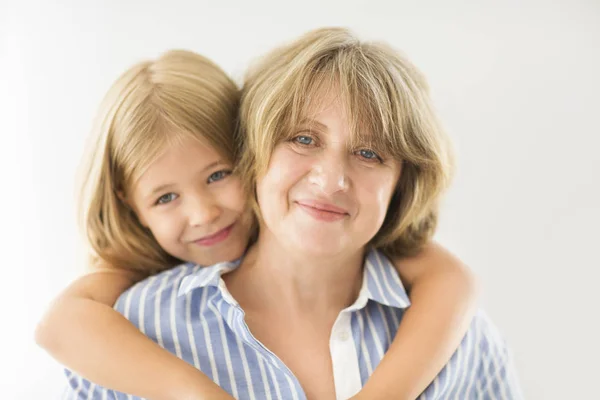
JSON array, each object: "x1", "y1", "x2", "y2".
[
  {"x1": 256, "y1": 92, "x2": 402, "y2": 257},
  {"x1": 129, "y1": 136, "x2": 253, "y2": 265}
]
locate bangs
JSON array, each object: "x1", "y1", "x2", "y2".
[
  {"x1": 278, "y1": 45, "x2": 414, "y2": 161},
  {"x1": 112, "y1": 102, "x2": 213, "y2": 193},
  {"x1": 110, "y1": 75, "x2": 237, "y2": 193}
]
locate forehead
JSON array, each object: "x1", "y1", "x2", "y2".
[
  {"x1": 295, "y1": 85, "x2": 380, "y2": 145},
  {"x1": 299, "y1": 91, "x2": 343, "y2": 125},
  {"x1": 131, "y1": 136, "x2": 223, "y2": 193}
]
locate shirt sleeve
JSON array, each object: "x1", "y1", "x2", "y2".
[
  {"x1": 475, "y1": 312, "x2": 524, "y2": 400},
  {"x1": 62, "y1": 369, "x2": 117, "y2": 400}
]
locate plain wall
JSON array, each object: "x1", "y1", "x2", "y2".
[{"x1": 2, "y1": 0, "x2": 599, "y2": 398}]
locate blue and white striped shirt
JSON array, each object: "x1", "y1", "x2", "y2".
[{"x1": 63, "y1": 249, "x2": 522, "y2": 399}]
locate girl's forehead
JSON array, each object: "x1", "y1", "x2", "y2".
[{"x1": 124, "y1": 133, "x2": 224, "y2": 188}]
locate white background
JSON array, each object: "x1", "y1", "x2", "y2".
[{"x1": 2, "y1": 0, "x2": 599, "y2": 398}]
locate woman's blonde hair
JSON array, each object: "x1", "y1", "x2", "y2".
[
  {"x1": 79, "y1": 50, "x2": 239, "y2": 274},
  {"x1": 237, "y1": 27, "x2": 454, "y2": 257}
]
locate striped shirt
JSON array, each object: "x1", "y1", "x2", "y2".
[{"x1": 63, "y1": 249, "x2": 522, "y2": 399}]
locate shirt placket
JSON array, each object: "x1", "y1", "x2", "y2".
[{"x1": 329, "y1": 310, "x2": 362, "y2": 400}]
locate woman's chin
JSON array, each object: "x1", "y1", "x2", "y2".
[{"x1": 288, "y1": 234, "x2": 348, "y2": 258}]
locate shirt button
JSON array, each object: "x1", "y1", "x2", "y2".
[{"x1": 337, "y1": 330, "x2": 350, "y2": 342}]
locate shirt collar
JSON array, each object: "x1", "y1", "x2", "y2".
[
  {"x1": 176, "y1": 249, "x2": 410, "y2": 309},
  {"x1": 360, "y1": 249, "x2": 411, "y2": 309},
  {"x1": 177, "y1": 260, "x2": 240, "y2": 297}
]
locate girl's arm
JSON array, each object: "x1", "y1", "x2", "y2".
[
  {"x1": 35, "y1": 268, "x2": 234, "y2": 400},
  {"x1": 355, "y1": 242, "x2": 479, "y2": 400}
]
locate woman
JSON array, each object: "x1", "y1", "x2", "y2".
[{"x1": 221, "y1": 26, "x2": 521, "y2": 399}]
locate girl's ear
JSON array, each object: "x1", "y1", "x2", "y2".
[
  {"x1": 116, "y1": 190, "x2": 127, "y2": 203},
  {"x1": 117, "y1": 190, "x2": 149, "y2": 228}
]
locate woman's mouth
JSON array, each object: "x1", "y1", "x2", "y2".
[{"x1": 295, "y1": 200, "x2": 348, "y2": 222}]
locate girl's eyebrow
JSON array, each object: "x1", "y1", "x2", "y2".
[
  {"x1": 147, "y1": 183, "x2": 176, "y2": 200},
  {"x1": 146, "y1": 160, "x2": 226, "y2": 199},
  {"x1": 200, "y1": 160, "x2": 226, "y2": 173}
]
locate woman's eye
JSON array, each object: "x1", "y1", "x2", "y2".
[
  {"x1": 293, "y1": 135, "x2": 314, "y2": 146},
  {"x1": 156, "y1": 193, "x2": 178, "y2": 205},
  {"x1": 357, "y1": 149, "x2": 382, "y2": 162},
  {"x1": 207, "y1": 170, "x2": 231, "y2": 183}
]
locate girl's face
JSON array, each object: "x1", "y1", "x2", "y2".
[
  {"x1": 129, "y1": 136, "x2": 252, "y2": 266},
  {"x1": 256, "y1": 92, "x2": 402, "y2": 257}
]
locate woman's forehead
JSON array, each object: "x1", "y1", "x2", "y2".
[{"x1": 294, "y1": 90, "x2": 381, "y2": 142}]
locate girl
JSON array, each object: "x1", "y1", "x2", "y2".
[{"x1": 36, "y1": 48, "x2": 477, "y2": 400}]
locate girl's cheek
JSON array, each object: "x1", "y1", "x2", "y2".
[{"x1": 223, "y1": 182, "x2": 247, "y2": 211}]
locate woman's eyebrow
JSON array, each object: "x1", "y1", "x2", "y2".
[{"x1": 298, "y1": 119, "x2": 328, "y2": 131}]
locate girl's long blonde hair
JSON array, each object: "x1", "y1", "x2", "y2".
[
  {"x1": 237, "y1": 27, "x2": 454, "y2": 257},
  {"x1": 79, "y1": 50, "x2": 239, "y2": 274}
]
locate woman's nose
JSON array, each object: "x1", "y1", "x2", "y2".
[{"x1": 308, "y1": 152, "x2": 349, "y2": 195}]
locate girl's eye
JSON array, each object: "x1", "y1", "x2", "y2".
[
  {"x1": 357, "y1": 149, "x2": 382, "y2": 162},
  {"x1": 293, "y1": 135, "x2": 314, "y2": 146},
  {"x1": 207, "y1": 170, "x2": 231, "y2": 183},
  {"x1": 156, "y1": 193, "x2": 178, "y2": 205}
]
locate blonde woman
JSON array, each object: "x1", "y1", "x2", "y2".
[
  {"x1": 40, "y1": 46, "x2": 484, "y2": 400},
  {"x1": 226, "y1": 27, "x2": 521, "y2": 398}
]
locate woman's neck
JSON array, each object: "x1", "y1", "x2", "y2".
[{"x1": 223, "y1": 230, "x2": 366, "y2": 315}]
